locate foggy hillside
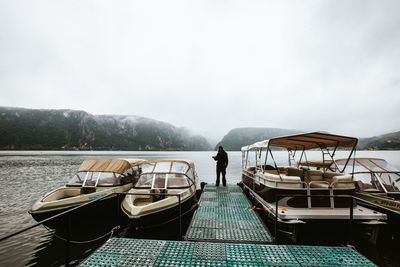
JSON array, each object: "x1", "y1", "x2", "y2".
[
  {"x1": 216, "y1": 128, "x2": 400, "y2": 151},
  {"x1": 0, "y1": 107, "x2": 211, "y2": 151},
  {"x1": 215, "y1": 127, "x2": 301, "y2": 151}
]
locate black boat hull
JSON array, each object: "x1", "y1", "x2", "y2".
[
  {"x1": 123, "y1": 194, "x2": 197, "y2": 237},
  {"x1": 29, "y1": 194, "x2": 123, "y2": 230}
]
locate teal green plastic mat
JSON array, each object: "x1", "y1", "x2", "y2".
[
  {"x1": 186, "y1": 186, "x2": 272, "y2": 243},
  {"x1": 80, "y1": 238, "x2": 375, "y2": 266}
]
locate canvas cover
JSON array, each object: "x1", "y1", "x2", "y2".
[
  {"x1": 242, "y1": 132, "x2": 358, "y2": 151},
  {"x1": 78, "y1": 158, "x2": 145, "y2": 174}
]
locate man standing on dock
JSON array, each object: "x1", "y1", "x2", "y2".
[{"x1": 212, "y1": 146, "x2": 228, "y2": 186}]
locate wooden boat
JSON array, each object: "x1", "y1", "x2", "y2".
[
  {"x1": 121, "y1": 159, "x2": 197, "y2": 227},
  {"x1": 29, "y1": 158, "x2": 146, "y2": 227},
  {"x1": 241, "y1": 132, "x2": 386, "y2": 242}
]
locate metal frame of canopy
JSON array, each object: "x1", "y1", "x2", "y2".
[{"x1": 241, "y1": 132, "x2": 358, "y2": 179}]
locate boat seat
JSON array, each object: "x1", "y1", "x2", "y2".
[
  {"x1": 262, "y1": 172, "x2": 302, "y2": 189},
  {"x1": 305, "y1": 170, "x2": 323, "y2": 183},
  {"x1": 277, "y1": 167, "x2": 288, "y2": 175},
  {"x1": 264, "y1": 164, "x2": 276, "y2": 170},
  {"x1": 308, "y1": 173, "x2": 354, "y2": 189},
  {"x1": 150, "y1": 189, "x2": 166, "y2": 201},
  {"x1": 246, "y1": 166, "x2": 256, "y2": 173},
  {"x1": 285, "y1": 167, "x2": 304, "y2": 178},
  {"x1": 331, "y1": 175, "x2": 355, "y2": 189},
  {"x1": 263, "y1": 170, "x2": 280, "y2": 175},
  {"x1": 309, "y1": 181, "x2": 330, "y2": 188},
  {"x1": 322, "y1": 171, "x2": 344, "y2": 184}
]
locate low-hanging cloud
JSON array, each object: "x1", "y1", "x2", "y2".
[{"x1": 0, "y1": 0, "x2": 399, "y2": 140}]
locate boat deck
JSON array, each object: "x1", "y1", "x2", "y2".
[
  {"x1": 185, "y1": 185, "x2": 272, "y2": 243},
  {"x1": 80, "y1": 237, "x2": 375, "y2": 266},
  {"x1": 270, "y1": 202, "x2": 387, "y2": 220}
]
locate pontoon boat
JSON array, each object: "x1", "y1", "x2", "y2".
[{"x1": 241, "y1": 132, "x2": 386, "y2": 242}]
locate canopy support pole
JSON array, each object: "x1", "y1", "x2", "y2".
[{"x1": 268, "y1": 147, "x2": 282, "y2": 181}]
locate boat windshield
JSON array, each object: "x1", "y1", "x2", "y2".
[
  {"x1": 337, "y1": 158, "x2": 400, "y2": 173},
  {"x1": 336, "y1": 158, "x2": 400, "y2": 192},
  {"x1": 68, "y1": 171, "x2": 124, "y2": 187},
  {"x1": 135, "y1": 161, "x2": 193, "y2": 189}
]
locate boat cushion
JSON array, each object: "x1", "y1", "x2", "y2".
[
  {"x1": 305, "y1": 170, "x2": 323, "y2": 183},
  {"x1": 286, "y1": 167, "x2": 304, "y2": 177},
  {"x1": 332, "y1": 175, "x2": 355, "y2": 189},
  {"x1": 262, "y1": 172, "x2": 302, "y2": 189},
  {"x1": 263, "y1": 170, "x2": 280, "y2": 175},
  {"x1": 310, "y1": 181, "x2": 330, "y2": 188},
  {"x1": 323, "y1": 171, "x2": 344, "y2": 184},
  {"x1": 246, "y1": 166, "x2": 256, "y2": 173}
]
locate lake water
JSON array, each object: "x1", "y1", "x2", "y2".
[{"x1": 0, "y1": 150, "x2": 399, "y2": 266}]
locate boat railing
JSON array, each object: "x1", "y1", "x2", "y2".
[
  {"x1": 253, "y1": 172, "x2": 355, "y2": 189},
  {"x1": 272, "y1": 193, "x2": 399, "y2": 244},
  {"x1": 0, "y1": 191, "x2": 186, "y2": 267}
]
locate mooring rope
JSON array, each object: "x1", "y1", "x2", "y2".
[{"x1": 47, "y1": 225, "x2": 120, "y2": 244}]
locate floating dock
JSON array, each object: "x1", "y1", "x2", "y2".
[
  {"x1": 80, "y1": 238, "x2": 374, "y2": 266},
  {"x1": 79, "y1": 185, "x2": 375, "y2": 266},
  {"x1": 185, "y1": 186, "x2": 272, "y2": 243}
]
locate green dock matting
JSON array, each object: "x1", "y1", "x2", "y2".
[
  {"x1": 186, "y1": 186, "x2": 272, "y2": 243},
  {"x1": 80, "y1": 238, "x2": 375, "y2": 266}
]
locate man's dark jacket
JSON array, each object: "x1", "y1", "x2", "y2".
[{"x1": 215, "y1": 150, "x2": 228, "y2": 168}]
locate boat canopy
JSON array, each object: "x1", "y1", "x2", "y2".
[
  {"x1": 68, "y1": 158, "x2": 147, "y2": 187},
  {"x1": 241, "y1": 132, "x2": 358, "y2": 151},
  {"x1": 78, "y1": 158, "x2": 147, "y2": 174}
]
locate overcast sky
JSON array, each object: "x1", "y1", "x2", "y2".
[{"x1": 0, "y1": 0, "x2": 399, "y2": 140}]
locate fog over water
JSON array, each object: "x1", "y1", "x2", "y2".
[{"x1": 1, "y1": 1, "x2": 399, "y2": 140}]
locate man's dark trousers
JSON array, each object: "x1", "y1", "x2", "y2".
[{"x1": 216, "y1": 166, "x2": 226, "y2": 186}]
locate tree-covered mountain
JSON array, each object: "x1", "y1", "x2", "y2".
[
  {"x1": 358, "y1": 131, "x2": 400, "y2": 150},
  {"x1": 216, "y1": 127, "x2": 400, "y2": 151},
  {"x1": 215, "y1": 127, "x2": 302, "y2": 151},
  {"x1": 0, "y1": 107, "x2": 211, "y2": 151}
]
